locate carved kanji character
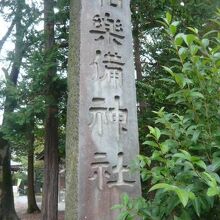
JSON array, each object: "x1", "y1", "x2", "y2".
[
  {"x1": 100, "y1": 0, "x2": 122, "y2": 8},
  {"x1": 89, "y1": 13, "x2": 125, "y2": 45},
  {"x1": 109, "y1": 96, "x2": 128, "y2": 139},
  {"x1": 90, "y1": 50, "x2": 125, "y2": 88},
  {"x1": 89, "y1": 98, "x2": 108, "y2": 136},
  {"x1": 107, "y1": 152, "x2": 135, "y2": 188},
  {"x1": 89, "y1": 153, "x2": 111, "y2": 190},
  {"x1": 90, "y1": 50, "x2": 102, "y2": 80}
]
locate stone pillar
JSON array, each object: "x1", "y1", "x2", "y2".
[{"x1": 66, "y1": 0, "x2": 141, "y2": 219}]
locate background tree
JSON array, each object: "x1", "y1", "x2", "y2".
[
  {"x1": 41, "y1": 0, "x2": 59, "y2": 219},
  {"x1": 0, "y1": 0, "x2": 39, "y2": 218},
  {"x1": 41, "y1": 0, "x2": 69, "y2": 219}
]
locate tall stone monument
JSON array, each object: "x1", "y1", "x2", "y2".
[{"x1": 66, "y1": 0, "x2": 141, "y2": 219}]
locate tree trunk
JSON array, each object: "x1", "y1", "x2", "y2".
[
  {"x1": 65, "y1": 0, "x2": 81, "y2": 219},
  {"x1": 41, "y1": 108, "x2": 59, "y2": 220},
  {"x1": 41, "y1": 0, "x2": 59, "y2": 219},
  {"x1": 27, "y1": 124, "x2": 40, "y2": 214},
  {"x1": 0, "y1": 1, "x2": 25, "y2": 219},
  {"x1": 131, "y1": 2, "x2": 143, "y2": 82},
  {"x1": 0, "y1": 139, "x2": 19, "y2": 220},
  {"x1": 133, "y1": 25, "x2": 142, "y2": 82}
]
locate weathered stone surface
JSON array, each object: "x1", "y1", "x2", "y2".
[{"x1": 66, "y1": 1, "x2": 141, "y2": 219}]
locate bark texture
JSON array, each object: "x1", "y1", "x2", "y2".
[
  {"x1": 65, "y1": 0, "x2": 81, "y2": 219},
  {"x1": 133, "y1": 25, "x2": 142, "y2": 81},
  {"x1": 27, "y1": 124, "x2": 40, "y2": 214},
  {"x1": 41, "y1": 0, "x2": 59, "y2": 219}
]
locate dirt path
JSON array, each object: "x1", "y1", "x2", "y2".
[
  {"x1": 17, "y1": 211, "x2": 65, "y2": 220},
  {"x1": 15, "y1": 196, "x2": 65, "y2": 220}
]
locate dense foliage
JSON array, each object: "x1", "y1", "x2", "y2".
[
  {"x1": 116, "y1": 10, "x2": 220, "y2": 220},
  {"x1": 132, "y1": 0, "x2": 220, "y2": 144}
]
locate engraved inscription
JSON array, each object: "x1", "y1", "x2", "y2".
[
  {"x1": 107, "y1": 152, "x2": 135, "y2": 187},
  {"x1": 89, "y1": 153, "x2": 111, "y2": 190},
  {"x1": 89, "y1": 152, "x2": 135, "y2": 190},
  {"x1": 90, "y1": 50, "x2": 102, "y2": 80},
  {"x1": 100, "y1": 0, "x2": 122, "y2": 8},
  {"x1": 89, "y1": 13, "x2": 125, "y2": 45},
  {"x1": 89, "y1": 98, "x2": 108, "y2": 136},
  {"x1": 103, "y1": 51, "x2": 124, "y2": 88},
  {"x1": 109, "y1": 96, "x2": 128, "y2": 139},
  {"x1": 89, "y1": 96, "x2": 128, "y2": 137},
  {"x1": 90, "y1": 50, "x2": 125, "y2": 88}
]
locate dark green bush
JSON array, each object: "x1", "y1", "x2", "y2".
[{"x1": 116, "y1": 10, "x2": 220, "y2": 220}]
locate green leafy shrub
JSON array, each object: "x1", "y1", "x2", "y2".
[{"x1": 116, "y1": 10, "x2": 220, "y2": 220}]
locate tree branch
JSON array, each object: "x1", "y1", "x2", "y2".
[
  {"x1": 1, "y1": 67, "x2": 9, "y2": 81},
  {"x1": 0, "y1": 19, "x2": 15, "y2": 54}
]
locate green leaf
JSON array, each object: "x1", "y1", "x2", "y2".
[
  {"x1": 178, "y1": 47, "x2": 188, "y2": 60},
  {"x1": 150, "y1": 184, "x2": 191, "y2": 207},
  {"x1": 175, "y1": 189, "x2": 189, "y2": 207},
  {"x1": 207, "y1": 187, "x2": 220, "y2": 197},
  {"x1": 148, "y1": 126, "x2": 161, "y2": 141},
  {"x1": 154, "y1": 127, "x2": 161, "y2": 140},
  {"x1": 184, "y1": 34, "x2": 197, "y2": 45},
  {"x1": 207, "y1": 159, "x2": 220, "y2": 172},
  {"x1": 118, "y1": 211, "x2": 130, "y2": 220},
  {"x1": 173, "y1": 153, "x2": 187, "y2": 160},
  {"x1": 202, "y1": 172, "x2": 217, "y2": 188},
  {"x1": 162, "y1": 66, "x2": 174, "y2": 76},
  {"x1": 175, "y1": 33, "x2": 185, "y2": 43},
  {"x1": 190, "y1": 91, "x2": 204, "y2": 99},
  {"x1": 161, "y1": 142, "x2": 169, "y2": 154},
  {"x1": 122, "y1": 194, "x2": 129, "y2": 206},
  {"x1": 201, "y1": 39, "x2": 209, "y2": 48},
  {"x1": 190, "y1": 45, "x2": 199, "y2": 55},
  {"x1": 149, "y1": 183, "x2": 175, "y2": 192},
  {"x1": 138, "y1": 155, "x2": 151, "y2": 167},
  {"x1": 111, "y1": 204, "x2": 124, "y2": 210},
  {"x1": 192, "y1": 197, "x2": 201, "y2": 217},
  {"x1": 166, "y1": 12, "x2": 172, "y2": 24},
  {"x1": 187, "y1": 27, "x2": 199, "y2": 34},
  {"x1": 141, "y1": 169, "x2": 151, "y2": 181},
  {"x1": 143, "y1": 140, "x2": 158, "y2": 148},
  {"x1": 203, "y1": 30, "x2": 218, "y2": 37},
  {"x1": 194, "y1": 160, "x2": 207, "y2": 170},
  {"x1": 173, "y1": 74, "x2": 191, "y2": 88},
  {"x1": 170, "y1": 25, "x2": 177, "y2": 35},
  {"x1": 180, "y1": 150, "x2": 192, "y2": 161},
  {"x1": 192, "y1": 130, "x2": 200, "y2": 143},
  {"x1": 164, "y1": 139, "x2": 178, "y2": 149}
]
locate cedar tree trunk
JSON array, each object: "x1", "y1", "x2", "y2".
[
  {"x1": 27, "y1": 123, "x2": 40, "y2": 214},
  {"x1": 41, "y1": 0, "x2": 59, "y2": 219},
  {"x1": 133, "y1": 25, "x2": 142, "y2": 81}
]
